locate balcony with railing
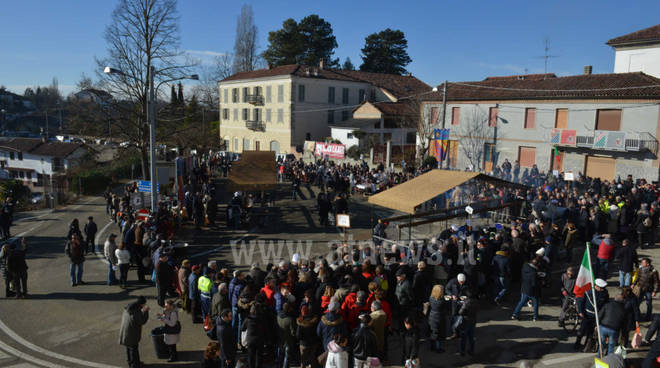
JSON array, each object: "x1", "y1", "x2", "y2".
[
  {"x1": 574, "y1": 131, "x2": 658, "y2": 155},
  {"x1": 246, "y1": 94, "x2": 263, "y2": 105},
  {"x1": 246, "y1": 120, "x2": 265, "y2": 132}
]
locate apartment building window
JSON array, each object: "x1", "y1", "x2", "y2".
[
  {"x1": 489, "y1": 107, "x2": 498, "y2": 127},
  {"x1": 52, "y1": 158, "x2": 63, "y2": 172},
  {"x1": 242, "y1": 87, "x2": 249, "y2": 102},
  {"x1": 518, "y1": 146, "x2": 536, "y2": 167},
  {"x1": 232, "y1": 88, "x2": 238, "y2": 103},
  {"x1": 342, "y1": 110, "x2": 349, "y2": 121},
  {"x1": 370, "y1": 89, "x2": 376, "y2": 101},
  {"x1": 327, "y1": 110, "x2": 334, "y2": 124},
  {"x1": 406, "y1": 132, "x2": 416, "y2": 144},
  {"x1": 233, "y1": 108, "x2": 238, "y2": 121},
  {"x1": 451, "y1": 107, "x2": 460, "y2": 125},
  {"x1": 9, "y1": 152, "x2": 14, "y2": 160},
  {"x1": 266, "y1": 109, "x2": 272, "y2": 122},
  {"x1": 254, "y1": 86, "x2": 261, "y2": 96},
  {"x1": 430, "y1": 107, "x2": 439, "y2": 125},
  {"x1": 359, "y1": 89, "x2": 365, "y2": 102},
  {"x1": 277, "y1": 85, "x2": 284, "y2": 103},
  {"x1": 223, "y1": 89, "x2": 228, "y2": 104},
  {"x1": 555, "y1": 108, "x2": 568, "y2": 129},
  {"x1": 277, "y1": 109, "x2": 284, "y2": 123},
  {"x1": 243, "y1": 138, "x2": 250, "y2": 150},
  {"x1": 253, "y1": 108, "x2": 261, "y2": 121},
  {"x1": 37, "y1": 173, "x2": 43, "y2": 186},
  {"x1": 298, "y1": 84, "x2": 305, "y2": 102},
  {"x1": 18, "y1": 152, "x2": 22, "y2": 160},
  {"x1": 328, "y1": 87, "x2": 335, "y2": 104},
  {"x1": 242, "y1": 108, "x2": 249, "y2": 120},
  {"x1": 18, "y1": 171, "x2": 24, "y2": 179},
  {"x1": 342, "y1": 88, "x2": 349, "y2": 104},
  {"x1": 595, "y1": 109, "x2": 622, "y2": 131},
  {"x1": 222, "y1": 109, "x2": 229, "y2": 120},
  {"x1": 524, "y1": 108, "x2": 536, "y2": 129},
  {"x1": 266, "y1": 86, "x2": 272, "y2": 103},
  {"x1": 233, "y1": 138, "x2": 238, "y2": 151}
]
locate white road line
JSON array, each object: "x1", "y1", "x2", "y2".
[
  {"x1": 0, "y1": 319, "x2": 121, "y2": 368},
  {"x1": 541, "y1": 353, "x2": 594, "y2": 365},
  {"x1": 0, "y1": 339, "x2": 68, "y2": 368},
  {"x1": 93, "y1": 221, "x2": 115, "y2": 265},
  {"x1": 187, "y1": 227, "x2": 255, "y2": 259}
]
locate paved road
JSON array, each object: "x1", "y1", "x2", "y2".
[{"x1": 0, "y1": 194, "x2": 658, "y2": 367}]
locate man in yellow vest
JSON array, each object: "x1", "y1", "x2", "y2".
[{"x1": 198, "y1": 267, "x2": 213, "y2": 320}]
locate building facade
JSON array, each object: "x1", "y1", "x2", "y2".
[
  {"x1": 609, "y1": 24, "x2": 660, "y2": 78},
  {"x1": 422, "y1": 72, "x2": 660, "y2": 181},
  {"x1": 218, "y1": 64, "x2": 429, "y2": 154}
]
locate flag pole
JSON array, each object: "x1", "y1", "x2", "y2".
[{"x1": 585, "y1": 241, "x2": 604, "y2": 358}]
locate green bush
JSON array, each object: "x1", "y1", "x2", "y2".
[
  {"x1": 0, "y1": 179, "x2": 30, "y2": 204},
  {"x1": 346, "y1": 145, "x2": 362, "y2": 160},
  {"x1": 422, "y1": 155, "x2": 439, "y2": 169}
]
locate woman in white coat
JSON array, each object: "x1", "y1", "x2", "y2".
[
  {"x1": 325, "y1": 334, "x2": 349, "y2": 368},
  {"x1": 158, "y1": 299, "x2": 180, "y2": 362}
]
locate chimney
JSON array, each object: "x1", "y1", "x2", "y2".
[
  {"x1": 584, "y1": 65, "x2": 593, "y2": 75},
  {"x1": 319, "y1": 59, "x2": 325, "y2": 69}
]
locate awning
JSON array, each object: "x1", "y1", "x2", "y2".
[
  {"x1": 368, "y1": 170, "x2": 521, "y2": 214},
  {"x1": 228, "y1": 150, "x2": 277, "y2": 191}
]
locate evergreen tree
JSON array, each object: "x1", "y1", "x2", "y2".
[
  {"x1": 263, "y1": 14, "x2": 338, "y2": 67},
  {"x1": 170, "y1": 85, "x2": 177, "y2": 105},
  {"x1": 342, "y1": 57, "x2": 355, "y2": 70},
  {"x1": 359, "y1": 28, "x2": 412, "y2": 75},
  {"x1": 177, "y1": 82, "x2": 184, "y2": 104}
]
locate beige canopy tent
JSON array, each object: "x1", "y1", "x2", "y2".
[
  {"x1": 228, "y1": 150, "x2": 277, "y2": 191},
  {"x1": 368, "y1": 170, "x2": 519, "y2": 214}
]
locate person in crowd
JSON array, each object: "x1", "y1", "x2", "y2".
[
  {"x1": 620, "y1": 286, "x2": 641, "y2": 348},
  {"x1": 155, "y1": 253, "x2": 174, "y2": 307},
  {"x1": 188, "y1": 265, "x2": 203, "y2": 323},
  {"x1": 229, "y1": 270, "x2": 247, "y2": 344},
  {"x1": 428, "y1": 285, "x2": 449, "y2": 353},
  {"x1": 211, "y1": 282, "x2": 230, "y2": 319},
  {"x1": 458, "y1": 289, "x2": 478, "y2": 356},
  {"x1": 157, "y1": 299, "x2": 180, "y2": 362},
  {"x1": 67, "y1": 218, "x2": 82, "y2": 240},
  {"x1": 115, "y1": 242, "x2": 131, "y2": 289},
  {"x1": 119, "y1": 296, "x2": 149, "y2": 368},
  {"x1": 202, "y1": 341, "x2": 220, "y2": 368},
  {"x1": 242, "y1": 305, "x2": 265, "y2": 368},
  {"x1": 593, "y1": 234, "x2": 615, "y2": 281},
  {"x1": 557, "y1": 266, "x2": 576, "y2": 328},
  {"x1": 217, "y1": 309, "x2": 236, "y2": 368},
  {"x1": 317, "y1": 300, "x2": 348, "y2": 352},
  {"x1": 598, "y1": 294, "x2": 626, "y2": 356},
  {"x1": 65, "y1": 233, "x2": 85, "y2": 287},
  {"x1": 178, "y1": 260, "x2": 192, "y2": 312},
  {"x1": 575, "y1": 278, "x2": 609, "y2": 352},
  {"x1": 325, "y1": 334, "x2": 349, "y2": 368},
  {"x1": 511, "y1": 257, "x2": 541, "y2": 321},
  {"x1": 104, "y1": 234, "x2": 119, "y2": 285},
  {"x1": 634, "y1": 257, "x2": 659, "y2": 321},
  {"x1": 492, "y1": 244, "x2": 511, "y2": 305},
  {"x1": 198, "y1": 264, "x2": 214, "y2": 320},
  {"x1": 6, "y1": 238, "x2": 28, "y2": 299},
  {"x1": 0, "y1": 242, "x2": 14, "y2": 297},
  {"x1": 615, "y1": 238, "x2": 638, "y2": 287},
  {"x1": 84, "y1": 216, "x2": 98, "y2": 254},
  {"x1": 277, "y1": 302, "x2": 296, "y2": 368},
  {"x1": 395, "y1": 268, "x2": 414, "y2": 323},
  {"x1": 352, "y1": 313, "x2": 378, "y2": 368},
  {"x1": 401, "y1": 317, "x2": 419, "y2": 366},
  {"x1": 296, "y1": 305, "x2": 319, "y2": 368}
]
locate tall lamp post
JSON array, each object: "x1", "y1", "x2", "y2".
[{"x1": 104, "y1": 66, "x2": 198, "y2": 210}]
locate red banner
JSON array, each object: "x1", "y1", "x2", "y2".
[
  {"x1": 314, "y1": 142, "x2": 345, "y2": 159},
  {"x1": 560, "y1": 129, "x2": 577, "y2": 146}
]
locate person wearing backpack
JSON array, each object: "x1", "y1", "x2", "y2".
[{"x1": 64, "y1": 233, "x2": 85, "y2": 287}]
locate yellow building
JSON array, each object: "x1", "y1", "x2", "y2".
[{"x1": 218, "y1": 63, "x2": 429, "y2": 154}]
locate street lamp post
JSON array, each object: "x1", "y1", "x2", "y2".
[{"x1": 104, "y1": 66, "x2": 198, "y2": 210}]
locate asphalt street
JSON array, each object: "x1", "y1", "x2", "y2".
[{"x1": 0, "y1": 194, "x2": 658, "y2": 367}]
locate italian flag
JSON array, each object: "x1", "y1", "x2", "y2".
[{"x1": 573, "y1": 248, "x2": 594, "y2": 297}]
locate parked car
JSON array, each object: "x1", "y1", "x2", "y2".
[{"x1": 31, "y1": 192, "x2": 44, "y2": 204}]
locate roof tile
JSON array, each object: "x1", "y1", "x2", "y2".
[{"x1": 607, "y1": 24, "x2": 660, "y2": 46}]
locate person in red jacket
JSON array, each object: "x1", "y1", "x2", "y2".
[
  {"x1": 341, "y1": 285, "x2": 359, "y2": 320},
  {"x1": 346, "y1": 291, "x2": 370, "y2": 330},
  {"x1": 321, "y1": 285, "x2": 335, "y2": 314},
  {"x1": 593, "y1": 234, "x2": 615, "y2": 280},
  {"x1": 260, "y1": 277, "x2": 277, "y2": 308}
]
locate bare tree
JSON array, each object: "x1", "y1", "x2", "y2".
[
  {"x1": 95, "y1": 0, "x2": 194, "y2": 179},
  {"x1": 215, "y1": 53, "x2": 234, "y2": 79},
  {"x1": 457, "y1": 107, "x2": 494, "y2": 171},
  {"x1": 232, "y1": 4, "x2": 259, "y2": 73}
]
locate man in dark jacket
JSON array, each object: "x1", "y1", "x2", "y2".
[
  {"x1": 229, "y1": 271, "x2": 246, "y2": 344},
  {"x1": 6, "y1": 238, "x2": 28, "y2": 298},
  {"x1": 511, "y1": 257, "x2": 540, "y2": 321},
  {"x1": 575, "y1": 278, "x2": 610, "y2": 352},
  {"x1": 296, "y1": 306, "x2": 319, "y2": 368},
  {"x1": 352, "y1": 313, "x2": 378, "y2": 368},
  {"x1": 615, "y1": 238, "x2": 638, "y2": 287},
  {"x1": 119, "y1": 296, "x2": 149, "y2": 368},
  {"x1": 598, "y1": 294, "x2": 626, "y2": 356},
  {"x1": 492, "y1": 246, "x2": 511, "y2": 304},
  {"x1": 395, "y1": 268, "x2": 414, "y2": 321},
  {"x1": 216, "y1": 309, "x2": 236, "y2": 368},
  {"x1": 155, "y1": 253, "x2": 173, "y2": 307},
  {"x1": 317, "y1": 300, "x2": 348, "y2": 351},
  {"x1": 65, "y1": 233, "x2": 85, "y2": 286},
  {"x1": 558, "y1": 267, "x2": 576, "y2": 327},
  {"x1": 277, "y1": 303, "x2": 296, "y2": 368},
  {"x1": 84, "y1": 216, "x2": 98, "y2": 254},
  {"x1": 635, "y1": 258, "x2": 659, "y2": 321}
]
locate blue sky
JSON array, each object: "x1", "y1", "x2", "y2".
[{"x1": 0, "y1": 0, "x2": 656, "y2": 96}]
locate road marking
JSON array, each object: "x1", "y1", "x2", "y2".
[
  {"x1": 187, "y1": 227, "x2": 256, "y2": 259},
  {"x1": 0, "y1": 339, "x2": 68, "y2": 368},
  {"x1": 0, "y1": 319, "x2": 121, "y2": 368},
  {"x1": 541, "y1": 353, "x2": 594, "y2": 365},
  {"x1": 93, "y1": 221, "x2": 116, "y2": 265},
  {"x1": 5, "y1": 363, "x2": 42, "y2": 368}
]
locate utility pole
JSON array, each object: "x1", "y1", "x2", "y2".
[
  {"x1": 439, "y1": 80, "x2": 448, "y2": 168},
  {"x1": 148, "y1": 65, "x2": 158, "y2": 210}
]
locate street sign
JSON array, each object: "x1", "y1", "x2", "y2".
[
  {"x1": 465, "y1": 206, "x2": 474, "y2": 215},
  {"x1": 564, "y1": 172, "x2": 575, "y2": 181},
  {"x1": 137, "y1": 180, "x2": 159, "y2": 193},
  {"x1": 336, "y1": 214, "x2": 351, "y2": 228},
  {"x1": 137, "y1": 208, "x2": 149, "y2": 221}
]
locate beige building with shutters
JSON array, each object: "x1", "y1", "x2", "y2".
[{"x1": 217, "y1": 64, "x2": 429, "y2": 155}]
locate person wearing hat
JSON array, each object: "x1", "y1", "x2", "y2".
[
  {"x1": 119, "y1": 296, "x2": 149, "y2": 368},
  {"x1": 104, "y1": 234, "x2": 119, "y2": 285},
  {"x1": 84, "y1": 216, "x2": 97, "y2": 255},
  {"x1": 352, "y1": 313, "x2": 378, "y2": 368},
  {"x1": 296, "y1": 305, "x2": 319, "y2": 368},
  {"x1": 593, "y1": 234, "x2": 615, "y2": 281},
  {"x1": 395, "y1": 267, "x2": 414, "y2": 324},
  {"x1": 317, "y1": 298, "x2": 348, "y2": 351},
  {"x1": 574, "y1": 278, "x2": 610, "y2": 352}
]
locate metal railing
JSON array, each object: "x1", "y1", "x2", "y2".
[
  {"x1": 246, "y1": 94, "x2": 263, "y2": 105},
  {"x1": 246, "y1": 120, "x2": 265, "y2": 131},
  {"x1": 575, "y1": 132, "x2": 658, "y2": 155}
]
